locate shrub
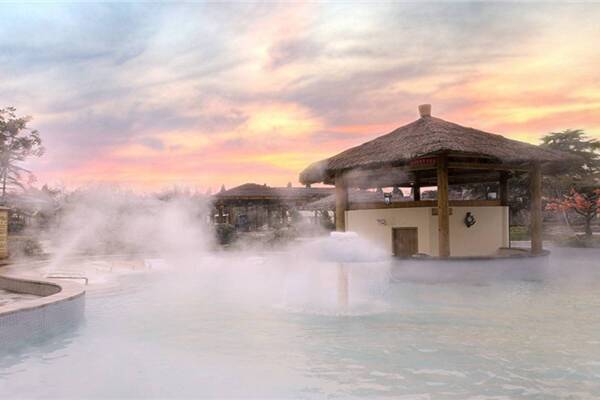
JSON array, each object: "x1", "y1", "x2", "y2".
[
  {"x1": 8, "y1": 236, "x2": 44, "y2": 258},
  {"x1": 510, "y1": 226, "x2": 530, "y2": 241},
  {"x1": 215, "y1": 223, "x2": 236, "y2": 245}
]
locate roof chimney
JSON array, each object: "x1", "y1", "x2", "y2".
[{"x1": 418, "y1": 104, "x2": 431, "y2": 118}]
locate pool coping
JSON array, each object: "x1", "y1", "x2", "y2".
[
  {"x1": 0, "y1": 270, "x2": 86, "y2": 318},
  {"x1": 408, "y1": 248, "x2": 551, "y2": 261}
]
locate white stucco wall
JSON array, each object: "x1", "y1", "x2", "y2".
[{"x1": 345, "y1": 206, "x2": 509, "y2": 257}]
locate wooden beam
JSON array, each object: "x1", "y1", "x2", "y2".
[
  {"x1": 530, "y1": 162, "x2": 543, "y2": 254},
  {"x1": 350, "y1": 200, "x2": 436, "y2": 210},
  {"x1": 348, "y1": 199, "x2": 502, "y2": 211},
  {"x1": 437, "y1": 155, "x2": 451, "y2": 257},
  {"x1": 343, "y1": 167, "x2": 517, "y2": 189},
  {"x1": 419, "y1": 175, "x2": 502, "y2": 186},
  {"x1": 448, "y1": 162, "x2": 529, "y2": 172},
  {"x1": 499, "y1": 172, "x2": 509, "y2": 206},
  {"x1": 335, "y1": 174, "x2": 348, "y2": 231},
  {"x1": 321, "y1": 159, "x2": 531, "y2": 186},
  {"x1": 336, "y1": 165, "x2": 433, "y2": 189}
]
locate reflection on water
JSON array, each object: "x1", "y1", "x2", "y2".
[
  {"x1": 1, "y1": 247, "x2": 600, "y2": 398},
  {"x1": 0, "y1": 320, "x2": 82, "y2": 376}
]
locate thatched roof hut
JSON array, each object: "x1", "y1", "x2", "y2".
[
  {"x1": 211, "y1": 183, "x2": 334, "y2": 229},
  {"x1": 298, "y1": 104, "x2": 575, "y2": 258},
  {"x1": 214, "y1": 183, "x2": 333, "y2": 202}
]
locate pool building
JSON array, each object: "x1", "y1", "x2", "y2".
[
  {"x1": 300, "y1": 105, "x2": 572, "y2": 258},
  {"x1": 212, "y1": 183, "x2": 333, "y2": 230}
]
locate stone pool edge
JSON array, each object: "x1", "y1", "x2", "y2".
[
  {"x1": 0, "y1": 272, "x2": 86, "y2": 344},
  {"x1": 0, "y1": 274, "x2": 85, "y2": 316}
]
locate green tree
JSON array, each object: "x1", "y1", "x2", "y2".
[
  {"x1": 541, "y1": 129, "x2": 600, "y2": 168},
  {"x1": 0, "y1": 107, "x2": 44, "y2": 202},
  {"x1": 540, "y1": 129, "x2": 600, "y2": 233},
  {"x1": 540, "y1": 129, "x2": 600, "y2": 190}
]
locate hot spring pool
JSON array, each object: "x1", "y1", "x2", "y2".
[{"x1": 1, "y1": 248, "x2": 600, "y2": 399}]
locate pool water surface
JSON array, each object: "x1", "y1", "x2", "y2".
[{"x1": 1, "y1": 248, "x2": 600, "y2": 399}]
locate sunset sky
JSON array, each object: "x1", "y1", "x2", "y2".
[{"x1": 2, "y1": 2, "x2": 600, "y2": 192}]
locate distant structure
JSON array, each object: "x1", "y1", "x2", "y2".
[
  {"x1": 300, "y1": 104, "x2": 574, "y2": 258},
  {"x1": 212, "y1": 183, "x2": 333, "y2": 230}
]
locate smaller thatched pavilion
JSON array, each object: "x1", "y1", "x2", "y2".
[
  {"x1": 300, "y1": 105, "x2": 573, "y2": 258},
  {"x1": 212, "y1": 183, "x2": 333, "y2": 230}
]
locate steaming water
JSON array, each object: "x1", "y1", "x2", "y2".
[{"x1": 1, "y1": 248, "x2": 600, "y2": 398}]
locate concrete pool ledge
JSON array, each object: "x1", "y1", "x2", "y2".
[
  {"x1": 391, "y1": 249, "x2": 551, "y2": 283},
  {"x1": 408, "y1": 247, "x2": 551, "y2": 261},
  {"x1": 0, "y1": 272, "x2": 86, "y2": 345}
]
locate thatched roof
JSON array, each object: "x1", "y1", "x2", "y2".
[
  {"x1": 214, "y1": 183, "x2": 333, "y2": 202},
  {"x1": 300, "y1": 106, "x2": 574, "y2": 185}
]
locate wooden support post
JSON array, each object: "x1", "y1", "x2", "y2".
[
  {"x1": 413, "y1": 174, "x2": 421, "y2": 201},
  {"x1": 259, "y1": 205, "x2": 265, "y2": 228},
  {"x1": 229, "y1": 207, "x2": 236, "y2": 227},
  {"x1": 267, "y1": 205, "x2": 273, "y2": 228},
  {"x1": 217, "y1": 205, "x2": 224, "y2": 224},
  {"x1": 335, "y1": 174, "x2": 348, "y2": 232},
  {"x1": 530, "y1": 162, "x2": 543, "y2": 254},
  {"x1": 437, "y1": 155, "x2": 450, "y2": 257},
  {"x1": 499, "y1": 172, "x2": 509, "y2": 206}
]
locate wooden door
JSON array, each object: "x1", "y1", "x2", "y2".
[{"x1": 392, "y1": 228, "x2": 418, "y2": 257}]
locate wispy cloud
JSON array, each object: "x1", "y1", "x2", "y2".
[{"x1": 1, "y1": 2, "x2": 599, "y2": 190}]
